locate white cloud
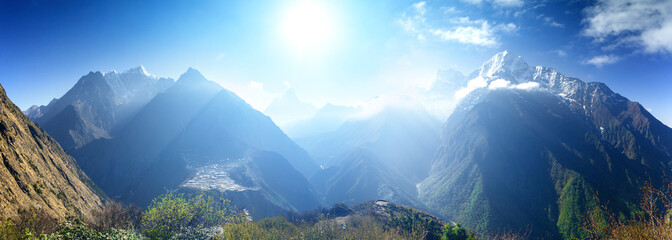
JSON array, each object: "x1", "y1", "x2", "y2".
[
  {"x1": 487, "y1": 79, "x2": 539, "y2": 91},
  {"x1": 493, "y1": 0, "x2": 524, "y2": 8},
  {"x1": 432, "y1": 21, "x2": 516, "y2": 48},
  {"x1": 461, "y1": 0, "x2": 483, "y2": 5},
  {"x1": 640, "y1": 20, "x2": 672, "y2": 53},
  {"x1": 455, "y1": 77, "x2": 541, "y2": 100},
  {"x1": 488, "y1": 79, "x2": 511, "y2": 89},
  {"x1": 432, "y1": 23, "x2": 498, "y2": 47},
  {"x1": 397, "y1": 1, "x2": 427, "y2": 33},
  {"x1": 549, "y1": 21, "x2": 564, "y2": 28},
  {"x1": 455, "y1": 76, "x2": 488, "y2": 100},
  {"x1": 552, "y1": 49, "x2": 567, "y2": 57},
  {"x1": 583, "y1": 0, "x2": 672, "y2": 54},
  {"x1": 283, "y1": 81, "x2": 291, "y2": 89},
  {"x1": 451, "y1": 17, "x2": 483, "y2": 25},
  {"x1": 441, "y1": 6, "x2": 460, "y2": 14},
  {"x1": 397, "y1": 2, "x2": 516, "y2": 48},
  {"x1": 461, "y1": 0, "x2": 523, "y2": 8},
  {"x1": 513, "y1": 81, "x2": 540, "y2": 90},
  {"x1": 584, "y1": 55, "x2": 621, "y2": 67},
  {"x1": 495, "y1": 23, "x2": 518, "y2": 32},
  {"x1": 413, "y1": 1, "x2": 427, "y2": 15},
  {"x1": 537, "y1": 14, "x2": 564, "y2": 28}
]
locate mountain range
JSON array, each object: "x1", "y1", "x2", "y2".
[
  {"x1": 17, "y1": 51, "x2": 672, "y2": 239},
  {"x1": 26, "y1": 67, "x2": 322, "y2": 219}
]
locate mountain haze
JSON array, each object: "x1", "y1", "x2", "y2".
[
  {"x1": 309, "y1": 149, "x2": 422, "y2": 207},
  {"x1": 299, "y1": 105, "x2": 441, "y2": 183},
  {"x1": 284, "y1": 103, "x2": 358, "y2": 139},
  {"x1": 67, "y1": 68, "x2": 321, "y2": 216},
  {"x1": 264, "y1": 88, "x2": 318, "y2": 128}
]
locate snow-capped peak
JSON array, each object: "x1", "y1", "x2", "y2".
[
  {"x1": 450, "y1": 51, "x2": 630, "y2": 117},
  {"x1": 103, "y1": 69, "x2": 118, "y2": 77},
  {"x1": 124, "y1": 65, "x2": 152, "y2": 77},
  {"x1": 475, "y1": 51, "x2": 533, "y2": 83}
]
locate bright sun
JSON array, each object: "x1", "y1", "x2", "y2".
[{"x1": 283, "y1": 2, "x2": 334, "y2": 54}]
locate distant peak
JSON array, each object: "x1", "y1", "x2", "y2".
[
  {"x1": 177, "y1": 67, "x2": 209, "y2": 84},
  {"x1": 477, "y1": 50, "x2": 532, "y2": 82},
  {"x1": 124, "y1": 65, "x2": 151, "y2": 76},
  {"x1": 185, "y1": 67, "x2": 201, "y2": 75},
  {"x1": 103, "y1": 69, "x2": 118, "y2": 76},
  {"x1": 486, "y1": 50, "x2": 524, "y2": 67}
]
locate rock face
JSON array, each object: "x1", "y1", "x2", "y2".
[
  {"x1": 0, "y1": 83, "x2": 105, "y2": 221},
  {"x1": 419, "y1": 52, "x2": 672, "y2": 239}
]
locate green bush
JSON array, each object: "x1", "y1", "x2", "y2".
[
  {"x1": 0, "y1": 218, "x2": 21, "y2": 240},
  {"x1": 141, "y1": 191, "x2": 230, "y2": 240},
  {"x1": 441, "y1": 222, "x2": 477, "y2": 240}
]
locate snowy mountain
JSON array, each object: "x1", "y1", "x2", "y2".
[
  {"x1": 419, "y1": 51, "x2": 672, "y2": 238},
  {"x1": 24, "y1": 66, "x2": 173, "y2": 150}
]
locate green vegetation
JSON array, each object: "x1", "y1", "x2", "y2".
[
  {"x1": 582, "y1": 180, "x2": 672, "y2": 239},
  {"x1": 0, "y1": 190, "x2": 524, "y2": 240},
  {"x1": 141, "y1": 191, "x2": 230, "y2": 239},
  {"x1": 441, "y1": 223, "x2": 476, "y2": 240},
  {"x1": 556, "y1": 175, "x2": 604, "y2": 239}
]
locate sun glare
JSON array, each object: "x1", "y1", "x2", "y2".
[{"x1": 283, "y1": 2, "x2": 334, "y2": 54}]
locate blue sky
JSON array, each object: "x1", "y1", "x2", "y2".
[{"x1": 1, "y1": 0, "x2": 671, "y2": 126}]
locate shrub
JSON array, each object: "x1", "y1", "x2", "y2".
[
  {"x1": 141, "y1": 191, "x2": 230, "y2": 240},
  {"x1": 583, "y1": 180, "x2": 672, "y2": 240},
  {"x1": 92, "y1": 201, "x2": 143, "y2": 232},
  {"x1": 0, "y1": 218, "x2": 21, "y2": 239},
  {"x1": 15, "y1": 207, "x2": 59, "y2": 236},
  {"x1": 441, "y1": 222, "x2": 477, "y2": 240},
  {"x1": 0, "y1": 207, "x2": 59, "y2": 239},
  {"x1": 42, "y1": 220, "x2": 145, "y2": 240}
]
